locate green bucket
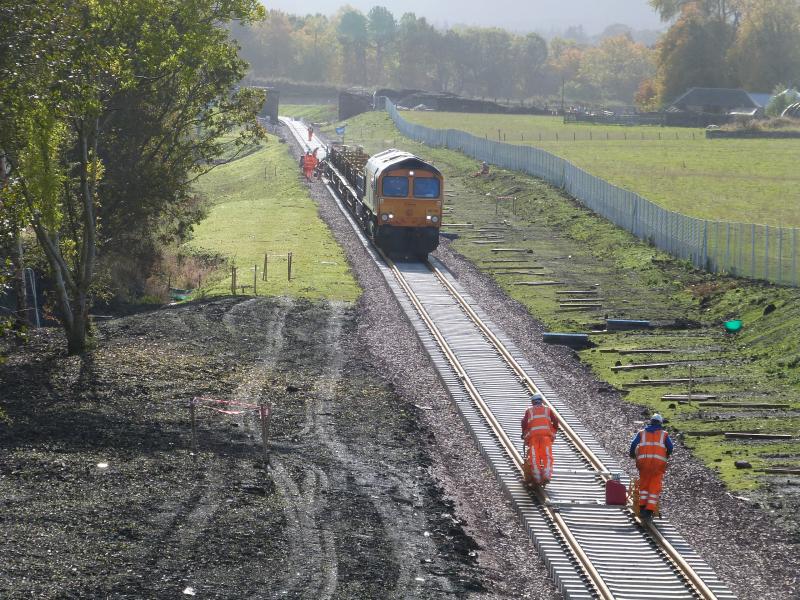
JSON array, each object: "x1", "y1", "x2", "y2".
[{"x1": 724, "y1": 319, "x2": 743, "y2": 333}]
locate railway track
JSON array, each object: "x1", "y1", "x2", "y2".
[{"x1": 281, "y1": 118, "x2": 737, "y2": 599}]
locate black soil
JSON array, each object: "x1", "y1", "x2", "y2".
[{"x1": 0, "y1": 295, "x2": 551, "y2": 599}]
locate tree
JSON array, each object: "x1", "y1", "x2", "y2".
[
  {"x1": 729, "y1": 0, "x2": 800, "y2": 91},
  {"x1": 1, "y1": 0, "x2": 265, "y2": 355},
  {"x1": 337, "y1": 9, "x2": 369, "y2": 84},
  {"x1": 654, "y1": 5, "x2": 735, "y2": 104},
  {"x1": 577, "y1": 35, "x2": 655, "y2": 103},
  {"x1": 649, "y1": 0, "x2": 744, "y2": 24},
  {"x1": 368, "y1": 6, "x2": 396, "y2": 84},
  {"x1": 394, "y1": 13, "x2": 439, "y2": 89},
  {"x1": 513, "y1": 34, "x2": 549, "y2": 98}
]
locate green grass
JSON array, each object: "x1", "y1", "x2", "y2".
[
  {"x1": 403, "y1": 111, "x2": 800, "y2": 228},
  {"x1": 187, "y1": 135, "x2": 359, "y2": 302},
  {"x1": 321, "y1": 110, "x2": 800, "y2": 492},
  {"x1": 280, "y1": 103, "x2": 338, "y2": 124}
]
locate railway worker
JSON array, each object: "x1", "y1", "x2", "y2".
[
  {"x1": 302, "y1": 151, "x2": 318, "y2": 181},
  {"x1": 521, "y1": 392, "x2": 559, "y2": 486},
  {"x1": 307, "y1": 125, "x2": 314, "y2": 142},
  {"x1": 629, "y1": 413, "x2": 673, "y2": 522}
]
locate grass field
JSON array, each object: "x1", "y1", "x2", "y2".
[
  {"x1": 187, "y1": 135, "x2": 359, "y2": 302},
  {"x1": 317, "y1": 109, "x2": 800, "y2": 492},
  {"x1": 403, "y1": 111, "x2": 800, "y2": 228}
]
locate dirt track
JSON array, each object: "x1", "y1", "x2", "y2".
[{"x1": 0, "y1": 293, "x2": 557, "y2": 599}]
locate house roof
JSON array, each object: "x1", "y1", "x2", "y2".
[
  {"x1": 670, "y1": 88, "x2": 758, "y2": 110},
  {"x1": 747, "y1": 93, "x2": 773, "y2": 108}
]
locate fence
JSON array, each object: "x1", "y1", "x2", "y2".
[{"x1": 386, "y1": 99, "x2": 799, "y2": 286}]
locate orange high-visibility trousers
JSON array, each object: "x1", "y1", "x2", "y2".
[
  {"x1": 637, "y1": 460, "x2": 666, "y2": 512},
  {"x1": 527, "y1": 435, "x2": 554, "y2": 484}
]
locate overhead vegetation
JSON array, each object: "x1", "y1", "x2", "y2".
[
  {"x1": 0, "y1": 0, "x2": 266, "y2": 354},
  {"x1": 233, "y1": 8, "x2": 656, "y2": 104},
  {"x1": 236, "y1": 3, "x2": 800, "y2": 109},
  {"x1": 647, "y1": 0, "x2": 800, "y2": 104}
]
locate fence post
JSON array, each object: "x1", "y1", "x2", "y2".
[
  {"x1": 751, "y1": 224, "x2": 756, "y2": 278},
  {"x1": 794, "y1": 228, "x2": 798, "y2": 287},
  {"x1": 260, "y1": 402, "x2": 271, "y2": 465},
  {"x1": 263, "y1": 253, "x2": 268, "y2": 281},
  {"x1": 725, "y1": 223, "x2": 731, "y2": 274},
  {"x1": 288, "y1": 252, "x2": 293, "y2": 281},
  {"x1": 778, "y1": 228, "x2": 784, "y2": 284},
  {"x1": 253, "y1": 265, "x2": 258, "y2": 295},
  {"x1": 738, "y1": 223, "x2": 744, "y2": 275},
  {"x1": 765, "y1": 225, "x2": 770, "y2": 281},
  {"x1": 231, "y1": 266, "x2": 237, "y2": 296},
  {"x1": 702, "y1": 222, "x2": 708, "y2": 269},
  {"x1": 189, "y1": 398, "x2": 198, "y2": 462}
]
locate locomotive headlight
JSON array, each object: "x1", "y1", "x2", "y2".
[
  {"x1": 431, "y1": 215, "x2": 439, "y2": 223},
  {"x1": 381, "y1": 213, "x2": 389, "y2": 222},
  {"x1": 389, "y1": 213, "x2": 394, "y2": 219}
]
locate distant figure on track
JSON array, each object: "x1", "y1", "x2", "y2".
[
  {"x1": 629, "y1": 413, "x2": 673, "y2": 522},
  {"x1": 521, "y1": 392, "x2": 558, "y2": 486},
  {"x1": 308, "y1": 125, "x2": 314, "y2": 142}
]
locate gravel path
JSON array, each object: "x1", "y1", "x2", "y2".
[{"x1": 292, "y1": 131, "x2": 798, "y2": 600}]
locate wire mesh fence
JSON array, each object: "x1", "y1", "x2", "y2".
[{"x1": 386, "y1": 99, "x2": 799, "y2": 286}]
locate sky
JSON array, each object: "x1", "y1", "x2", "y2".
[{"x1": 260, "y1": 0, "x2": 664, "y2": 34}]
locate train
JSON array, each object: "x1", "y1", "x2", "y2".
[{"x1": 322, "y1": 144, "x2": 443, "y2": 257}]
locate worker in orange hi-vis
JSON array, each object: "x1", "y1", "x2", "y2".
[
  {"x1": 302, "y1": 151, "x2": 318, "y2": 181},
  {"x1": 521, "y1": 392, "x2": 559, "y2": 486},
  {"x1": 307, "y1": 125, "x2": 314, "y2": 142},
  {"x1": 629, "y1": 413, "x2": 673, "y2": 522}
]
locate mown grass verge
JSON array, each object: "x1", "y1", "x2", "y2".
[
  {"x1": 187, "y1": 134, "x2": 359, "y2": 302},
  {"x1": 402, "y1": 111, "x2": 800, "y2": 228},
  {"x1": 322, "y1": 110, "x2": 800, "y2": 493}
]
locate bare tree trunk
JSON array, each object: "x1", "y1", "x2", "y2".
[{"x1": 11, "y1": 233, "x2": 28, "y2": 339}]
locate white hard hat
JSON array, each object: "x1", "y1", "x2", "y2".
[{"x1": 651, "y1": 413, "x2": 664, "y2": 424}]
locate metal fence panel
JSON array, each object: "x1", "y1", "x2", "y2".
[{"x1": 385, "y1": 100, "x2": 798, "y2": 286}]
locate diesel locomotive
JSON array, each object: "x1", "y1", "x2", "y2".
[{"x1": 323, "y1": 144, "x2": 443, "y2": 257}]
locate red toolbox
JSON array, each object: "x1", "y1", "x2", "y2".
[{"x1": 605, "y1": 477, "x2": 627, "y2": 505}]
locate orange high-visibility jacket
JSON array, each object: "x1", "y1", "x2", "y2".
[
  {"x1": 635, "y1": 429, "x2": 669, "y2": 464},
  {"x1": 522, "y1": 405, "x2": 558, "y2": 441}
]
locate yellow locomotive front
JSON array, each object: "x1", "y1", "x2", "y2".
[{"x1": 364, "y1": 149, "x2": 443, "y2": 257}]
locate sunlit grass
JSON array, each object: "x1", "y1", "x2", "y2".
[
  {"x1": 404, "y1": 111, "x2": 800, "y2": 228},
  {"x1": 188, "y1": 135, "x2": 359, "y2": 302}
]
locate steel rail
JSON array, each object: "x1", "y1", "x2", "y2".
[
  {"x1": 428, "y1": 260, "x2": 610, "y2": 476},
  {"x1": 381, "y1": 252, "x2": 615, "y2": 600},
  {"x1": 424, "y1": 263, "x2": 720, "y2": 600},
  {"x1": 279, "y1": 118, "x2": 732, "y2": 600}
]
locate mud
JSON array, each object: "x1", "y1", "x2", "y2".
[{"x1": 0, "y1": 298, "x2": 500, "y2": 599}]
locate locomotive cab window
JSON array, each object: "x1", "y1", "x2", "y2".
[
  {"x1": 413, "y1": 177, "x2": 440, "y2": 199},
  {"x1": 382, "y1": 176, "x2": 409, "y2": 197}
]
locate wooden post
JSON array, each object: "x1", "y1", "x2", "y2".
[
  {"x1": 688, "y1": 364, "x2": 693, "y2": 403},
  {"x1": 288, "y1": 252, "x2": 293, "y2": 281},
  {"x1": 231, "y1": 266, "x2": 237, "y2": 295},
  {"x1": 190, "y1": 398, "x2": 198, "y2": 462},
  {"x1": 263, "y1": 253, "x2": 268, "y2": 281},
  {"x1": 260, "y1": 402, "x2": 272, "y2": 465},
  {"x1": 253, "y1": 265, "x2": 258, "y2": 295}
]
